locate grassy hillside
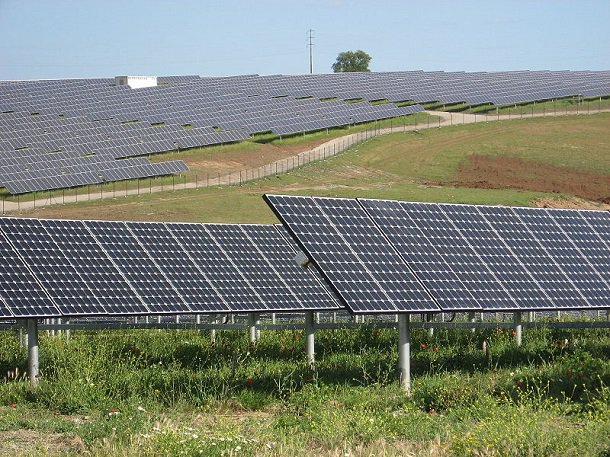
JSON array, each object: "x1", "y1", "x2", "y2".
[{"x1": 15, "y1": 112, "x2": 610, "y2": 223}]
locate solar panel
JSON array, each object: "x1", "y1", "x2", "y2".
[
  {"x1": 579, "y1": 209, "x2": 610, "y2": 248},
  {"x1": 0, "y1": 218, "x2": 108, "y2": 315},
  {"x1": 126, "y1": 222, "x2": 229, "y2": 313},
  {"x1": 360, "y1": 199, "x2": 482, "y2": 311},
  {"x1": 244, "y1": 224, "x2": 340, "y2": 310},
  {"x1": 0, "y1": 232, "x2": 59, "y2": 317},
  {"x1": 85, "y1": 220, "x2": 191, "y2": 314},
  {"x1": 264, "y1": 194, "x2": 439, "y2": 314},
  {"x1": 390, "y1": 202, "x2": 520, "y2": 311},
  {"x1": 545, "y1": 209, "x2": 610, "y2": 285},
  {"x1": 167, "y1": 223, "x2": 269, "y2": 312},
  {"x1": 439, "y1": 204, "x2": 555, "y2": 310},
  {"x1": 514, "y1": 207, "x2": 610, "y2": 308},
  {"x1": 39, "y1": 219, "x2": 149, "y2": 314},
  {"x1": 476, "y1": 205, "x2": 588, "y2": 308}
]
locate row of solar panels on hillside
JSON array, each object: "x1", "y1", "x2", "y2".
[
  {"x1": 0, "y1": 71, "x2": 608, "y2": 195},
  {"x1": 0, "y1": 81, "x2": 424, "y2": 195},
  {"x1": 196, "y1": 70, "x2": 610, "y2": 105},
  {"x1": 0, "y1": 218, "x2": 340, "y2": 319},
  {"x1": 265, "y1": 195, "x2": 610, "y2": 314}
]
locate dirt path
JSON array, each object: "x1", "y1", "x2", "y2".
[{"x1": 3, "y1": 108, "x2": 608, "y2": 213}]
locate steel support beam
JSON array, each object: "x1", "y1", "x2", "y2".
[
  {"x1": 398, "y1": 314, "x2": 411, "y2": 393},
  {"x1": 27, "y1": 319, "x2": 39, "y2": 387},
  {"x1": 513, "y1": 312, "x2": 523, "y2": 347},
  {"x1": 305, "y1": 311, "x2": 315, "y2": 368}
]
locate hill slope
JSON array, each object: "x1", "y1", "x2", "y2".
[{"x1": 16, "y1": 113, "x2": 610, "y2": 223}]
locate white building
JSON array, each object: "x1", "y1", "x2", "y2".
[{"x1": 114, "y1": 75, "x2": 157, "y2": 89}]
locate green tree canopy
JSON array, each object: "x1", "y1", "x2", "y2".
[{"x1": 331, "y1": 50, "x2": 372, "y2": 73}]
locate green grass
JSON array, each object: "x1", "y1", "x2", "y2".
[{"x1": 1, "y1": 324, "x2": 609, "y2": 455}]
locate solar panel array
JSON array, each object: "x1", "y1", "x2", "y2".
[
  {"x1": 2, "y1": 70, "x2": 608, "y2": 194},
  {"x1": 0, "y1": 75, "x2": 422, "y2": 194},
  {"x1": 198, "y1": 70, "x2": 610, "y2": 106},
  {"x1": 0, "y1": 218, "x2": 340, "y2": 319},
  {"x1": 265, "y1": 195, "x2": 610, "y2": 314}
]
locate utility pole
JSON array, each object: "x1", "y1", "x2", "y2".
[{"x1": 307, "y1": 29, "x2": 314, "y2": 74}]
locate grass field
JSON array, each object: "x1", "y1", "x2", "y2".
[
  {"x1": 17, "y1": 112, "x2": 610, "y2": 223},
  {"x1": 1, "y1": 323, "x2": 609, "y2": 455}
]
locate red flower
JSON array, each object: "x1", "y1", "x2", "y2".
[
  {"x1": 420, "y1": 343, "x2": 427, "y2": 349},
  {"x1": 511, "y1": 331, "x2": 517, "y2": 337},
  {"x1": 565, "y1": 369, "x2": 573, "y2": 377},
  {"x1": 431, "y1": 347, "x2": 439, "y2": 352},
  {"x1": 245, "y1": 378, "x2": 254, "y2": 386},
  {"x1": 427, "y1": 408, "x2": 436, "y2": 415}
]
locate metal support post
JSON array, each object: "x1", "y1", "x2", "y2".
[
  {"x1": 305, "y1": 312, "x2": 315, "y2": 368},
  {"x1": 248, "y1": 313, "x2": 257, "y2": 345},
  {"x1": 468, "y1": 311, "x2": 476, "y2": 333},
  {"x1": 27, "y1": 319, "x2": 40, "y2": 387},
  {"x1": 513, "y1": 312, "x2": 523, "y2": 347},
  {"x1": 210, "y1": 314, "x2": 216, "y2": 344},
  {"x1": 427, "y1": 313, "x2": 434, "y2": 337},
  {"x1": 398, "y1": 314, "x2": 411, "y2": 393}
]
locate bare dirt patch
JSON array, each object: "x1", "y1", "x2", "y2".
[
  {"x1": 449, "y1": 154, "x2": 610, "y2": 203},
  {"x1": 533, "y1": 196, "x2": 610, "y2": 211},
  {"x1": 181, "y1": 139, "x2": 333, "y2": 176},
  {"x1": 0, "y1": 430, "x2": 85, "y2": 456}
]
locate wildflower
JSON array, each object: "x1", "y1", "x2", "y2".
[
  {"x1": 431, "y1": 347, "x2": 439, "y2": 352},
  {"x1": 9, "y1": 402, "x2": 16, "y2": 408},
  {"x1": 108, "y1": 408, "x2": 120, "y2": 416},
  {"x1": 137, "y1": 406, "x2": 147, "y2": 413},
  {"x1": 511, "y1": 331, "x2": 517, "y2": 337},
  {"x1": 245, "y1": 378, "x2": 254, "y2": 386},
  {"x1": 565, "y1": 369, "x2": 573, "y2": 377},
  {"x1": 427, "y1": 408, "x2": 436, "y2": 415},
  {"x1": 420, "y1": 343, "x2": 427, "y2": 349}
]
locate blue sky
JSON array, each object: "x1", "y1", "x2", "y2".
[{"x1": 1, "y1": 0, "x2": 608, "y2": 80}]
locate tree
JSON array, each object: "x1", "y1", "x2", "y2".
[{"x1": 331, "y1": 50, "x2": 372, "y2": 73}]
